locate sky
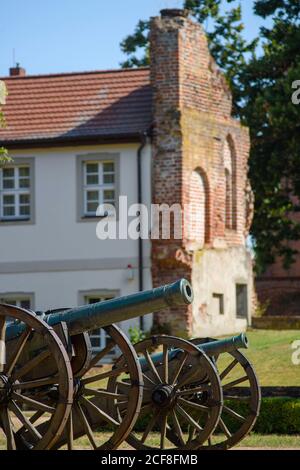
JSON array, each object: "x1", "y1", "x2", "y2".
[{"x1": 0, "y1": 0, "x2": 270, "y2": 77}]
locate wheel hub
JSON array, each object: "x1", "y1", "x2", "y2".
[
  {"x1": 0, "y1": 374, "x2": 12, "y2": 404},
  {"x1": 152, "y1": 384, "x2": 175, "y2": 408}
]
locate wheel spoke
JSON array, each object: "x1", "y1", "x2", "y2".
[
  {"x1": 0, "y1": 316, "x2": 6, "y2": 373},
  {"x1": 12, "y1": 376, "x2": 59, "y2": 390},
  {"x1": 223, "y1": 376, "x2": 249, "y2": 391},
  {"x1": 160, "y1": 413, "x2": 167, "y2": 450},
  {"x1": 6, "y1": 328, "x2": 32, "y2": 376},
  {"x1": 176, "y1": 404, "x2": 203, "y2": 434},
  {"x1": 141, "y1": 409, "x2": 161, "y2": 444},
  {"x1": 143, "y1": 350, "x2": 162, "y2": 384},
  {"x1": 171, "y1": 410, "x2": 185, "y2": 447},
  {"x1": 9, "y1": 401, "x2": 42, "y2": 441},
  {"x1": 223, "y1": 405, "x2": 246, "y2": 423},
  {"x1": 75, "y1": 402, "x2": 97, "y2": 450},
  {"x1": 139, "y1": 403, "x2": 152, "y2": 416},
  {"x1": 88, "y1": 340, "x2": 115, "y2": 369},
  {"x1": 142, "y1": 373, "x2": 155, "y2": 385},
  {"x1": 177, "y1": 383, "x2": 211, "y2": 396},
  {"x1": 66, "y1": 411, "x2": 74, "y2": 450},
  {"x1": 13, "y1": 349, "x2": 51, "y2": 380},
  {"x1": 172, "y1": 352, "x2": 188, "y2": 386},
  {"x1": 219, "y1": 358, "x2": 239, "y2": 381},
  {"x1": 80, "y1": 396, "x2": 119, "y2": 427},
  {"x1": 82, "y1": 366, "x2": 127, "y2": 385},
  {"x1": 188, "y1": 424, "x2": 196, "y2": 444},
  {"x1": 1, "y1": 407, "x2": 16, "y2": 450},
  {"x1": 218, "y1": 417, "x2": 232, "y2": 438},
  {"x1": 83, "y1": 388, "x2": 127, "y2": 401},
  {"x1": 12, "y1": 392, "x2": 55, "y2": 414},
  {"x1": 178, "y1": 397, "x2": 209, "y2": 413},
  {"x1": 162, "y1": 345, "x2": 169, "y2": 383},
  {"x1": 16, "y1": 409, "x2": 45, "y2": 437}
]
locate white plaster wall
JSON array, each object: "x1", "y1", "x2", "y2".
[
  {"x1": 0, "y1": 143, "x2": 152, "y2": 262},
  {"x1": 0, "y1": 268, "x2": 152, "y2": 335},
  {"x1": 192, "y1": 246, "x2": 253, "y2": 337},
  {"x1": 0, "y1": 143, "x2": 153, "y2": 334}
]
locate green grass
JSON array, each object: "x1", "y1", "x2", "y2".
[
  {"x1": 1, "y1": 433, "x2": 299, "y2": 450},
  {"x1": 226, "y1": 329, "x2": 300, "y2": 386}
]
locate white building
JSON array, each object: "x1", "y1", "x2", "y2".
[{"x1": 0, "y1": 67, "x2": 154, "y2": 350}]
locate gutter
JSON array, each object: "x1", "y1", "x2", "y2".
[{"x1": 137, "y1": 132, "x2": 148, "y2": 330}]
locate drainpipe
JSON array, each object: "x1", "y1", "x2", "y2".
[{"x1": 137, "y1": 132, "x2": 148, "y2": 330}]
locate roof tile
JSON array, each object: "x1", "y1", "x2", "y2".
[{"x1": 0, "y1": 68, "x2": 152, "y2": 144}]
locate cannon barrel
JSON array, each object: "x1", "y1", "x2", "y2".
[
  {"x1": 5, "y1": 279, "x2": 193, "y2": 341},
  {"x1": 139, "y1": 333, "x2": 249, "y2": 370},
  {"x1": 197, "y1": 333, "x2": 249, "y2": 357}
]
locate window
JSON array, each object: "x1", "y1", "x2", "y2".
[
  {"x1": 236, "y1": 284, "x2": 248, "y2": 320},
  {"x1": 85, "y1": 294, "x2": 116, "y2": 358},
  {"x1": 0, "y1": 296, "x2": 32, "y2": 310},
  {"x1": 0, "y1": 295, "x2": 33, "y2": 323},
  {"x1": 83, "y1": 161, "x2": 115, "y2": 217},
  {"x1": 225, "y1": 169, "x2": 232, "y2": 229},
  {"x1": 0, "y1": 165, "x2": 31, "y2": 221},
  {"x1": 212, "y1": 293, "x2": 224, "y2": 315},
  {"x1": 224, "y1": 137, "x2": 236, "y2": 230},
  {"x1": 186, "y1": 168, "x2": 210, "y2": 248}
]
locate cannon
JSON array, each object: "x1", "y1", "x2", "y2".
[
  {"x1": 126, "y1": 333, "x2": 261, "y2": 450},
  {"x1": 0, "y1": 279, "x2": 197, "y2": 450},
  {"x1": 0, "y1": 279, "x2": 260, "y2": 451}
]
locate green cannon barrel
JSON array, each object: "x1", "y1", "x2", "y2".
[
  {"x1": 139, "y1": 333, "x2": 249, "y2": 370},
  {"x1": 195, "y1": 333, "x2": 249, "y2": 357},
  {"x1": 5, "y1": 279, "x2": 193, "y2": 341}
]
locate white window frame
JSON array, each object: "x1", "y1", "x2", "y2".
[
  {"x1": 83, "y1": 161, "x2": 116, "y2": 217},
  {"x1": 0, "y1": 293, "x2": 34, "y2": 311},
  {"x1": 76, "y1": 154, "x2": 120, "y2": 222},
  {"x1": 0, "y1": 158, "x2": 35, "y2": 224},
  {"x1": 80, "y1": 290, "x2": 119, "y2": 361}
]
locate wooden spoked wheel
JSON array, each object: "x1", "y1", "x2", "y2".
[
  {"x1": 54, "y1": 324, "x2": 143, "y2": 450},
  {"x1": 0, "y1": 304, "x2": 73, "y2": 450},
  {"x1": 126, "y1": 336, "x2": 223, "y2": 450},
  {"x1": 191, "y1": 338, "x2": 261, "y2": 450}
]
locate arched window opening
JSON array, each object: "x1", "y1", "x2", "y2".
[
  {"x1": 225, "y1": 168, "x2": 232, "y2": 229},
  {"x1": 186, "y1": 168, "x2": 210, "y2": 248},
  {"x1": 224, "y1": 136, "x2": 236, "y2": 230}
]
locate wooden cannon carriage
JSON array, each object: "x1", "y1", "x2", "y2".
[{"x1": 0, "y1": 279, "x2": 260, "y2": 450}]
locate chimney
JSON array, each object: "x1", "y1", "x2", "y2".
[
  {"x1": 9, "y1": 63, "x2": 26, "y2": 77},
  {"x1": 160, "y1": 8, "x2": 189, "y2": 18}
]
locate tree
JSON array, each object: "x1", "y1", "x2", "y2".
[
  {"x1": 238, "y1": 0, "x2": 300, "y2": 271},
  {"x1": 0, "y1": 80, "x2": 11, "y2": 165}
]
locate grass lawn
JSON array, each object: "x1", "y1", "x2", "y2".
[
  {"x1": 1, "y1": 432, "x2": 299, "y2": 450},
  {"x1": 223, "y1": 329, "x2": 300, "y2": 386}
]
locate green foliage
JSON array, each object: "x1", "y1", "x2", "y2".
[
  {"x1": 120, "y1": 20, "x2": 150, "y2": 68},
  {"x1": 239, "y1": 1, "x2": 300, "y2": 271},
  {"x1": 128, "y1": 326, "x2": 146, "y2": 345},
  {"x1": 227, "y1": 397, "x2": 300, "y2": 434},
  {"x1": 131, "y1": 397, "x2": 300, "y2": 434},
  {"x1": 0, "y1": 80, "x2": 10, "y2": 166},
  {"x1": 254, "y1": 299, "x2": 271, "y2": 317}
]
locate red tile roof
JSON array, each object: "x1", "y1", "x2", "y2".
[{"x1": 0, "y1": 68, "x2": 152, "y2": 146}]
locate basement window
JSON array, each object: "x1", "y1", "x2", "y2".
[
  {"x1": 212, "y1": 293, "x2": 224, "y2": 315},
  {"x1": 236, "y1": 284, "x2": 248, "y2": 320},
  {"x1": 84, "y1": 293, "x2": 117, "y2": 361}
]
